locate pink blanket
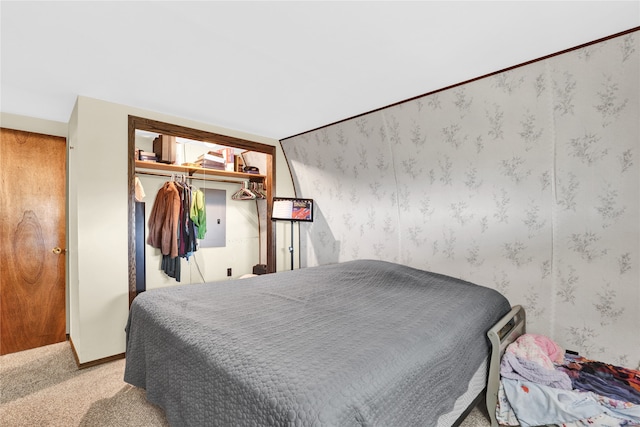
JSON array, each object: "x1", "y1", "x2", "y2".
[{"x1": 505, "y1": 333, "x2": 565, "y2": 369}]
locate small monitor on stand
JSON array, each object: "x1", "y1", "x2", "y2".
[{"x1": 271, "y1": 197, "x2": 314, "y2": 270}]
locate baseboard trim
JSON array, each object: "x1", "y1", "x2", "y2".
[{"x1": 68, "y1": 336, "x2": 125, "y2": 369}]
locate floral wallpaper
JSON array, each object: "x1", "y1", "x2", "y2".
[{"x1": 280, "y1": 31, "x2": 639, "y2": 367}]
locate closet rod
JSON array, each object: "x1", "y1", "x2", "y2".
[{"x1": 135, "y1": 170, "x2": 246, "y2": 185}]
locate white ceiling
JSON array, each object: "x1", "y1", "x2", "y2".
[{"x1": 1, "y1": 1, "x2": 639, "y2": 140}]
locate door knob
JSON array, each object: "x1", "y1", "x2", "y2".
[{"x1": 52, "y1": 247, "x2": 65, "y2": 254}]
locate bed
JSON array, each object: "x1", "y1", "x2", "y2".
[{"x1": 124, "y1": 259, "x2": 519, "y2": 426}]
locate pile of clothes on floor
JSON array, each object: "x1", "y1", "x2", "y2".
[{"x1": 497, "y1": 334, "x2": 640, "y2": 426}]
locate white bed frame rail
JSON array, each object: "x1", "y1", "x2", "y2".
[{"x1": 485, "y1": 305, "x2": 526, "y2": 427}]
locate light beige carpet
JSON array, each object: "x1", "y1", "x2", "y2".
[
  {"x1": 0, "y1": 341, "x2": 491, "y2": 426},
  {"x1": 0, "y1": 341, "x2": 168, "y2": 427}
]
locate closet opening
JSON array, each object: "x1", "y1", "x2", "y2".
[{"x1": 127, "y1": 116, "x2": 276, "y2": 305}]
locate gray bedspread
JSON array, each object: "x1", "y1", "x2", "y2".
[{"x1": 124, "y1": 259, "x2": 510, "y2": 426}]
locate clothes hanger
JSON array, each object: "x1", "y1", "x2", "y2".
[
  {"x1": 250, "y1": 181, "x2": 266, "y2": 199},
  {"x1": 232, "y1": 181, "x2": 256, "y2": 200}
]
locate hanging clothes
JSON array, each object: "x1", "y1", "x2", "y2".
[
  {"x1": 190, "y1": 189, "x2": 207, "y2": 239},
  {"x1": 134, "y1": 176, "x2": 146, "y2": 201},
  {"x1": 147, "y1": 181, "x2": 180, "y2": 258},
  {"x1": 147, "y1": 178, "x2": 205, "y2": 281},
  {"x1": 161, "y1": 254, "x2": 181, "y2": 282},
  {"x1": 175, "y1": 181, "x2": 198, "y2": 259}
]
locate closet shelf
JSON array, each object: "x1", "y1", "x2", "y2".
[{"x1": 135, "y1": 160, "x2": 265, "y2": 182}]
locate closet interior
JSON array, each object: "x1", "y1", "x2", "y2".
[{"x1": 127, "y1": 116, "x2": 276, "y2": 304}]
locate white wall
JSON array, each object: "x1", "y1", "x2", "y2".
[
  {"x1": 67, "y1": 104, "x2": 79, "y2": 341},
  {"x1": 281, "y1": 31, "x2": 640, "y2": 367},
  {"x1": 0, "y1": 112, "x2": 68, "y2": 137},
  {"x1": 64, "y1": 96, "x2": 294, "y2": 363}
]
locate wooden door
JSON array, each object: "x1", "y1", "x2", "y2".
[{"x1": 0, "y1": 128, "x2": 67, "y2": 355}]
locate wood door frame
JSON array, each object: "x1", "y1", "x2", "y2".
[{"x1": 127, "y1": 116, "x2": 276, "y2": 305}]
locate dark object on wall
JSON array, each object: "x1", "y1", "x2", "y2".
[
  {"x1": 153, "y1": 135, "x2": 176, "y2": 164},
  {"x1": 135, "y1": 201, "x2": 146, "y2": 294},
  {"x1": 252, "y1": 264, "x2": 267, "y2": 275},
  {"x1": 243, "y1": 165, "x2": 260, "y2": 174}
]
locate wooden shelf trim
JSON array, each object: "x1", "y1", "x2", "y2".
[{"x1": 135, "y1": 160, "x2": 265, "y2": 181}]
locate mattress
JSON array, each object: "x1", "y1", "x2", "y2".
[
  {"x1": 124, "y1": 259, "x2": 511, "y2": 426},
  {"x1": 437, "y1": 357, "x2": 488, "y2": 426}
]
